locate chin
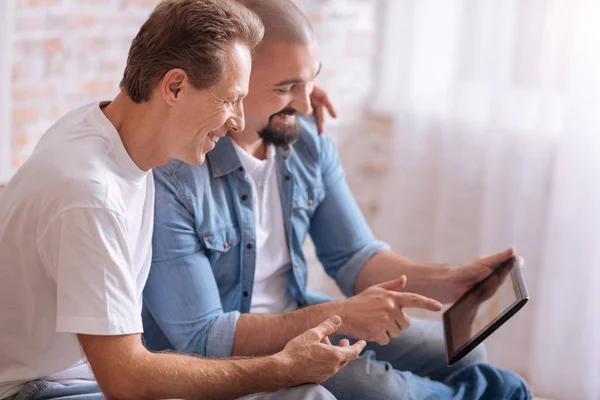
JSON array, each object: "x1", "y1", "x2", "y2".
[{"x1": 182, "y1": 152, "x2": 206, "y2": 166}]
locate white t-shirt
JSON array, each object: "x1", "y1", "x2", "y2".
[
  {"x1": 232, "y1": 141, "x2": 297, "y2": 314},
  {"x1": 0, "y1": 102, "x2": 154, "y2": 399}
]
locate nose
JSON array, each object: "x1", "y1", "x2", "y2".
[
  {"x1": 290, "y1": 86, "x2": 313, "y2": 116},
  {"x1": 228, "y1": 101, "x2": 245, "y2": 133}
]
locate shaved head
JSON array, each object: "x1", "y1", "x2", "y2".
[
  {"x1": 231, "y1": 0, "x2": 320, "y2": 151},
  {"x1": 238, "y1": 0, "x2": 314, "y2": 46}
]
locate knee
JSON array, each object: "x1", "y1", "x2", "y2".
[
  {"x1": 455, "y1": 344, "x2": 487, "y2": 369},
  {"x1": 449, "y1": 363, "x2": 531, "y2": 400},
  {"x1": 495, "y1": 367, "x2": 531, "y2": 400},
  {"x1": 323, "y1": 351, "x2": 409, "y2": 400}
]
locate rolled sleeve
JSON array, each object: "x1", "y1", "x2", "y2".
[
  {"x1": 335, "y1": 240, "x2": 391, "y2": 297},
  {"x1": 206, "y1": 310, "x2": 242, "y2": 358},
  {"x1": 310, "y1": 130, "x2": 391, "y2": 298}
]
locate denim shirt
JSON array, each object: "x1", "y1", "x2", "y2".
[{"x1": 142, "y1": 116, "x2": 389, "y2": 358}]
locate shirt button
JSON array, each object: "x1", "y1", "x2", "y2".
[
  {"x1": 243, "y1": 291, "x2": 249, "y2": 297},
  {"x1": 246, "y1": 243, "x2": 254, "y2": 250},
  {"x1": 284, "y1": 175, "x2": 291, "y2": 181},
  {"x1": 241, "y1": 194, "x2": 248, "y2": 201},
  {"x1": 239, "y1": 167, "x2": 244, "y2": 172},
  {"x1": 223, "y1": 242, "x2": 229, "y2": 249},
  {"x1": 308, "y1": 199, "x2": 314, "y2": 206},
  {"x1": 293, "y1": 263, "x2": 299, "y2": 269}
]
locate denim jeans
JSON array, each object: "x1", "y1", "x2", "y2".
[
  {"x1": 323, "y1": 318, "x2": 532, "y2": 400},
  {"x1": 10, "y1": 380, "x2": 335, "y2": 400},
  {"x1": 11, "y1": 381, "x2": 102, "y2": 400}
]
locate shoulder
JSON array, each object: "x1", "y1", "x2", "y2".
[
  {"x1": 293, "y1": 116, "x2": 321, "y2": 163},
  {"x1": 154, "y1": 159, "x2": 211, "y2": 195},
  {"x1": 153, "y1": 158, "x2": 215, "y2": 220},
  {"x1": 291, "y1": 116, "x2": 339, "y2": 167}
]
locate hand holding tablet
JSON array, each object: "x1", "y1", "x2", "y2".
[{"x1": 443, "y1": 256, "x2": 529, "y2": 366}]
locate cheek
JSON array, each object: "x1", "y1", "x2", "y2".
[
  {"x1": 200, "y1": 108, "x2": 229, "y2": 132},
  {"x1": 246, "y1": 93, "x2": 287, "y2": 121},
  {"x1": 263, "y1": 97, "x2": 290, "y2": 119}
]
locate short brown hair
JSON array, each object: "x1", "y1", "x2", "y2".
[{"x1": 120, "y1": 0, "x2": 264, "y2": 103}]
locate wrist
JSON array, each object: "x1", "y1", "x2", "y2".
[
  {"x1": 327, "y1": 299, "x2": 350, "y2": 336},
  {"x1": 269, "y1": 352, "x2": 295, "y2": 388},
  {"x1": 439, "y1": 263, "x2": 457, "y2": 283}
]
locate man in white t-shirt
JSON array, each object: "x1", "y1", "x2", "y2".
[{"x1": 0, "y1": 1, "x2": 365, "y2": 399}]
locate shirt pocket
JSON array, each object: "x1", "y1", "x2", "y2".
[
  {"x1": 201, "y1": 225, "x2": 240, "y2": 262},
  {"x1": 200, "y1": 225, "x2": 241, "y2": 295},
  {"x1": 292, "y1": 184, "x2": 326, "y2": 239},
  {"x1": 293, "y1": 184, "x2": 326, "y2": 211}
]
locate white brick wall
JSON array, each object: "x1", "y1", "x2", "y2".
[{"x1": 9, "y1": 0, "x2": 378, "y2": 170}]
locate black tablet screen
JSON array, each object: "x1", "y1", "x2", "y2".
[{"x1": 447, "y1": 259, "x2": 519, "y2": 354}]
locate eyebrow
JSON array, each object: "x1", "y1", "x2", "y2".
[
  {"x1": 227, "y1": 88, "x2": 247, "y2": 101},
  {"x1": 274, "y1": 62, "x2": 323, "y2": 86}
]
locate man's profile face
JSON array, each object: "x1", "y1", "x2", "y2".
[
  {"x1": 243, "y1": 38, "x2": 321, "y2": 146},
  {"x1": 161, "y1": 42, "x2": 251, "y2": 165}
]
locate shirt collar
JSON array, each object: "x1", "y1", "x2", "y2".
[{"x1": 206, "y1": 136, "x2": 243, "y2": 178}]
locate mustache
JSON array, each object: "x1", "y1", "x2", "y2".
[{"x1": 270, "y1": 108, "x2": 297, "y2": 119}]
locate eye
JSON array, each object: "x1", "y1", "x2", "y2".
[{"x1": 276, "y1": 86, "x2": 294, "y2": 95}]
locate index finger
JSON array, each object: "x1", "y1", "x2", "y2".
[
  {"x1": 322, "y1": 94, "x2": 337, "y2": 119},
  {"x1": 314, "y1": 106, "x2": 325, "y2": 134},
  {"x1": 390, "y1": 292, "x2": 442, "y2": 311},
  {"x1": 478, "y1": 248, "x2": 515, "y2": 266}
]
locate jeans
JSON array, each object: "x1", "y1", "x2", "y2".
[
  {"x1": 11, "y1": 380, "x2": 335, "y2": 400},
  {"x1": 323, "y1": 318, "x2": 532, "y2": 400}
]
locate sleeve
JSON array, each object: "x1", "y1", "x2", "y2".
[
  {"x1": 309, "y1": 134, "x2": 391, "y2": 297},
  {"x1": 38, "y1": 207, "x2": 143, "y2": 335},
  {"x1": 143, "y1": 169, "x2": 240, "y2": 358}
]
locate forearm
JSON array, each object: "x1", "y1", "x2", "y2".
[
  {"x1": 139, "y1": 351, "x2": 289, "y2": 400},
  {"x1": 232, "y1": 301, "x2": 342, "y2": 356},
  {"x1": 104, "y1": 349, "x2": 289, "y2": 400},
  {"x1": 79, "y1": 333, "x2": 291, "y2": 400},
  {"x1": 354, "y1": 251, "x2": 451, "y2": 300}
]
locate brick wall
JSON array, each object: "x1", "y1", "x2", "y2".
[{"x1": 9, "y1": 0, "x2": 377, "y2": 171}]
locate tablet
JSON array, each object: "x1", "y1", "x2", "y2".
[{"x1": 443, "y1": 256, "x2": 529, "y2": 366}]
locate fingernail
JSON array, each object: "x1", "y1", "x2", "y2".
[{"x1": 329, "y1": 315, "x2": 341, "y2": 326}]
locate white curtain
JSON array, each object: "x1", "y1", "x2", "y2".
[
  {"x1": 373, "y1": 0, "x2": 600, "y2": 399},
  {"x1": 0, "y1": 0, "x2": 15, "y2": 183}
]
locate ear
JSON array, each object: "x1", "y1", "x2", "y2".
[{"x1": 160, "y1": 68, "x2": 188, "y2": 106}]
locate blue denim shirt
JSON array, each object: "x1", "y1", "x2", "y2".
[{"x1": 142, "y1": 116, "x2": 389, "y2": 358}]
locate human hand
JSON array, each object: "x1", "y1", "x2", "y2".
[
  {"x1": 338, "y1": 276, "x2": 442, "y2": 345},
  {"x1": 441, "y1": 248, "x2": 520, "y2": 303},
  {"x1": 275, "y1": 316, "x2": 366, "y2": 385},
  {"x1": 310, "y1": 84, "x2": 337, "y2": 134}
]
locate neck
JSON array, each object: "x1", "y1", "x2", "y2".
[
  {"x1": 229, "y1": 128, "x2": 268, "y2": 160},
  {"x1": 101, "y1": 92, "x2": 168, "y2": 171}
]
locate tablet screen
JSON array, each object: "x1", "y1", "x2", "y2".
[{"x1": 446, "y1": 258, "x2": 520, "y2": 355}]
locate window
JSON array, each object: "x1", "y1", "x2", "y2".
[{"x1": 0, "y1": 0, "x2": 15, "y2": 183}]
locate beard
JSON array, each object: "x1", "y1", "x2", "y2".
[{"x1": 257, "y1": 108, "x2": 300, "y2": 147}]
